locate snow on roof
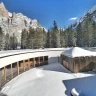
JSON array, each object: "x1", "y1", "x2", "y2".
[
  {"x1": 61, "y1": 47, "x2": 96, "y2": 57},
  {"x1": 0, "y1": 48, "x2": 68, "y2": 68},
  {"x1": 0, "y1": 48, "x2": 66, "y2": 58}
]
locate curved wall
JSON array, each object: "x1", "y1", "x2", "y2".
[{"x1": 0, "y1": 48, "x2": 69, "y2": 68}]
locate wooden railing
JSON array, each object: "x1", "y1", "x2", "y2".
[{"x1": 0, "y1": 56, "x2": 48, "y2": 88}]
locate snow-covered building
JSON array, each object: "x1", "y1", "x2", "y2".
[
  {"x1": 0, "y1": 48, "x2": 67, "y2": 87},
  {"x1": 61, "y1": 47, "x2": 96, "y2": 73}
]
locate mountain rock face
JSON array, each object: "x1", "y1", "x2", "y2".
[
  {"x1": 0, "y1": 2, "x2": 47, "y2": 43},
  {"x1": 0, "y1": 2, "x2": 9, "y2": 18},
  {"x1": 73, "y1": 5, "x2": 96, "y2": 29}
]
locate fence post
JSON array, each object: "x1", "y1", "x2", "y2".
[
  {"x1": 33, "y1": 58, "x2": 35, "y2": 67},
  {"x1": 38, "y1": 57, "x2": 40, "y2": 65},
  {"x1": 17, "y1": 62, "x2": 19, "y2": 75},
  {"x1": 4, "y1": 66, "x2": 6, "y2": 83},
  {"x1": 0, "y1": 68, "x2": 2, "y2": 88},
  {"x1": 23, "y1": 60, "x2": 25, "y2": 71},
  {"x1": 11, "y1": 64, "x2": 13, "y2": 79},
  {"x1": 28, "y1": 59, "x2": 30, "y2": 70}
]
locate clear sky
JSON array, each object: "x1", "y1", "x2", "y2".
[{"x1": 0, "y1": 0, "x2": 96, "y2": 29}]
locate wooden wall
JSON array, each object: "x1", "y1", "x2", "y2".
[
  {"x1": 61, "y1": 55, "x2": 96, "y2": 73},
  {"x1": 73, "y1": 56, "x2": 96, "y2": 73}
]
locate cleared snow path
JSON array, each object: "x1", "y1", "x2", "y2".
[{"x1": 1, "y1": 63, "x2": 96, "y2": 96}]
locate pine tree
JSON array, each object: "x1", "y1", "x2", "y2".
[
  {"x1": 46, "y1": 29, "x2": 52, "y2": 48},
  {"x1": 10, "y1": 33, "x2": 17, "y2": 50},
  {"x1": 60, "y1": 28, "x2": 65, "y2": 47},
  {"x1": 34, "y1": 28, "x2": 44, "y2": 48},
  {"x1": 5, "y1": 33, "x2": 10, "y2": 50},
  {"x1": 67, "y1": 26, "x2": 75, "y2": 47},
  {"x1": 27, "y1": 27, "x2": 35, "y2": 49},
  {"x1": 51, "y1": 21, "x2": 60, "y2": 48},
  {"x1": 21, "y1": 29, "x2": 28, "y2": 49},
  {"x1": 76, "y1": 23, "x2": 84, "y2": 47},
  {"x1": 84, "y1": 13, "x2": 93, "y2": 47},
  {"x1": 0, "y1": 27, "x2": 5, "y2": 50},
  {"x1": 91, "y1": 22, "x2": 96, "y2": 47},
  {"x1": 42, "y1": 28, "x2": 47, "y2": 48},
  {"x1": 63, "y1": 29, "x2": 68, "y2": 47}
]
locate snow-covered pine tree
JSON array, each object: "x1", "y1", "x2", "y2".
[
  {"x1": 27, "y1": 27, "x2": 35, "y2": 49},
  {"x1": 10, "y1": 33, "x2": 18, "y2": 50},
  {"x1": 91, "y1": 22, "x2": 96, "y2": 47},
  {"x1": 21, "y1": 29, "x2": 28, "y2": 49},
  {"x1": 0, "y1": 27, "x2": 5, "y2": 50},
  {"x1": 42, "y1": 28, "x2": 47, "y2": 48},
  {"x1": 5, "y1": 33, "x2": 10, "y2": 50},
  {"x1": 66, "y1": 26, "x2": 75, "y2": 47},
  {"x1": 46, "y1": 29, "x2": 52, "y2": 48},
  {"x1": 51, "y1": 21, "x2": 60, "y2": 48},
  {"x1": 84, "y1": 14, "x2": 93, "y2": 47},
  {"x1": 76, "y1": 23, "x2": 84, "y2": 47},
  {"x1": 34, "y1": 28, "x2": 44, "y2": 48},
  {"x1": 60, "y1": 28, "x2": 65, "y2": 47}
]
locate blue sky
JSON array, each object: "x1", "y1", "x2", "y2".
[{"x1": 0, "y1": 0, "x2": 96, "y2": 29}]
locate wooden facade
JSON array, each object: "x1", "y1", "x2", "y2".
[
  {"x1": 61, "y1": 55, "x2": 96, "y2": 73},
  {"x1": 0, "y1": 56, "x2": 48, "y2": 87}
]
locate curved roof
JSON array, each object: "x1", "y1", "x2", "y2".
[
  {"x1": 0, "y1": 48, "x2": 67, "y2": 68},
  {"x1": 61, "y1": 47, "x2": 96, "y2": 57}
]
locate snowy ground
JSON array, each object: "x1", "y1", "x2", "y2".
[{"x1": 1, "y1": 63, "x2": 96, "y2": 96}]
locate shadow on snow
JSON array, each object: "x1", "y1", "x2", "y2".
[{"x1": 63, "y1": 74, "x2": 96, "y2": 96}]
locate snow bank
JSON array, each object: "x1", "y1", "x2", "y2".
[{"x1": 74, "y1": 71, "x2": 96, "y2": 78}]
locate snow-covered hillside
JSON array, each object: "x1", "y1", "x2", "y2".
[
  {"x1": 88, "y1": 5, "x2": 96, "y2": 14},
  {"x1": 73, "y1": 5, "x2": 96, "y2": 29}
]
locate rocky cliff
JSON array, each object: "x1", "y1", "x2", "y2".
[{"x1": 0, "y1": 2, "x2": 47, "y2": 43}]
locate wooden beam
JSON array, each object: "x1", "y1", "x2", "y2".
[
  {"x1": 31, "y1": 59, "x2": 33, "y2": 66},
  {"x1": 79, "y1": 57, "x2": 81, "y2": 71},
  {"x1": 33, "y1": 58, "x2": 35, "y2": 67},
  {"x1": 28, "y1": 59, "x2": 30, "y2": 70},
  {"x1": 43, "y1": 56, "x2": 44, "y2": 62},
  {"x1": 21, "y1": 62, "x2": 23, "y2": 68},
  {"x1": 23, "y1": 60, "x2": 25, "y2": 71},
  {"x1": 0, "y1": 68, "x2": 2, "y2": 87},
  {"x1": 85, "y1": 56, "x2": 88, "y2": 70},
  {"x1": 4, "y1": 66, "x2": 6, "y2": 83},
  {"x1": 17, "y1": 62, "x2": 19, "y2": 75},
  {"x1": 11, "y1": 64, "x2": 13, "y2": 79},
  {"x1": 73, "y1": 58, "x2": 76, "y2": 73},
  {"x1": 86, "y1": 56, "x2": 89, "y2": 70},
  {"x1": 38, "y1": 57, "x2": 40, "y2": 65}
]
